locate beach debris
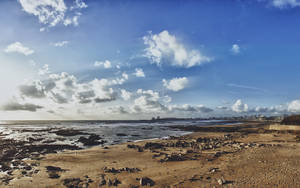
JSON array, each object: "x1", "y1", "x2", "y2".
[{"x1": 140, "y1": 177, "x2": 155, "y2": 186}]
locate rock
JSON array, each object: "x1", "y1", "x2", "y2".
[
  {"x1": 209, "y1": 168, "x2": 219, "y2": 173},
  {"x1": 127, "y1": 144, "x2": 138, "y2": 149},
  {"x1": 108, "y1": 179, "x2": 113, "y2": 186},
  {"x1": 52, "y1": 129, "x2": 88, "y2": 136},
  {"x1": 46, "y1": 166, "x2": 65, "y2": 179},
  {"x1": 160, "y1": 153, "x2": 185, "y2": 162},
  {"x1": 138, "y1": 147, "x2": 144, "y2": 152},
  {"x1": 99, "y1": 174, "x2": 106, "y2": 186},
  {"x1": 112, "y1": 178, "x2": 121, "y2": 186},
  {"x1": 63, "y1": 178, "x2": 82, "y2": 188},
  {"x1": 144, "y1": 142, "x2": 164, "y2": 150},
  {"x1": 46, "y1": 166, "x2": 64, "y2": 172},
  {"x1": 140, "y1": 177, "x2": 155, "y2": 186},
  {"x1": 78, "y1": 134, "x2": 106, "y2": 146},
  {"x1": 217, "y1": 177, "x2": 226, "y2": 185},
  {"x1": 116, "y1": 133, "x2": 127, "y2": 136},
  {"x1": 48, "y1": 172, "x2": 60, "y2": 179},
  {"x1": 103, "y1": 167, "x2": 120, "y2": 174},
  {"x1": 103, "y1": 167, "x2": 141, "y2": 173}
]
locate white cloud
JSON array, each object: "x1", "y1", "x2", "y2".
[
  {"x1": 51, "y1": 41, "x2": 69, "y2": 47},
  {"x1": 143, "y1": 30, "x2": 212, "y2": 68},
  {"x1": 18, "y1": 0, "x2": 87, "y2": 28},
  {"x1": 231, "y1": 44, "x2": 240, "y2": 54},
  {"x1": 169, "y1": 104, "x2": 213, "y2": 113},
  {"x1": 94, "y1": 60, "x2": 112, "y2": 69},
  {"x1": 134, "y1": 68, "x2": 145, "y2": 77},
  {"x1": 132, "y1": 89, "x2": 167, "y2": 113},
  {"x1": 288, "y1": 100, "x2": 300, "y2": 112},
  {"x1": 162, "y1": 77, "x2": 189, "y2": 92},
  {"x1": 16, "y1": 70, "x2": 128, "y2": 106},
  {"x1": 163, "y1": 95, "x2": 172, "y2": 103},
  {"x1": 4, "y1": 42, "x2": 34, "y2": 56},
  {"x1": 271, "y1": 0, "x2": 300, "y2": 8},
  {"x1": 38, "y1": 64, "x2": 50, "y2": 75},
  {"x1": 64, "y1": 12, "x2": 82, "y2": 27},
  {"x1": 120, "y1": 89, "x2": 132, "y2": 101},
  {"x1": 232, "y1": 99, "x2": 249, "y2": 113},
  {"x1": 71, "y1": 0, "x2": 88, "y2": 10},
  {"x1": 40, "y1": 27, "x2": 46, "y2": 32}
]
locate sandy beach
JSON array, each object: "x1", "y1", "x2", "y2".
[{"x1": 0, "y1": 121, "x2": 298, "y2": 187}]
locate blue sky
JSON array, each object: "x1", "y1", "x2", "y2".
[{"x1": 1, "y1": 0, "x2": 300, "y2": 119}]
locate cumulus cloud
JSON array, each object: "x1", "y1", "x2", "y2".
[
  {"x1": 18, "y1": 0, "x2": 87, "y2": 28},
  {"x1": 14, "y1": 68, "x2": 130, "y2": 109},
  {"x1": 288, "y1": 100, "x2": 300, "y2": 112},
  {"x1": 232, "y1": 99, "x2": 249, "y2": 113},
  {"x1": 120, "y1": 89, "x2": 132, "y2": 101},
  {"x1": 143, "y1": 30, "x2": 212, "y2": 68},
  {"x1": 170, "y1": 104, "x2": 213, "y2": 113},
  {"x1": 19, "y1": 82, "x2": 46, "y2": 98},
  {"x1": 4, "y1": 42, "x2": 34, "y2": 56},
  {"x1": 1, "y1": 101, "x2": 43, "y2": 112},
  {"x1": 94, "y1": 60, "x2": 112, "y2": 69},
  {"x1": 162, "y1": 77, "x2": 189, "y2": 92},
  {"x1": 51, "y1": 41, "x2": 69, "y2": 47},
  {"x1": 64, "y1": 12, "x2": 81, "y2": 26},
  {"x1": 38, "y1": 64, "x2": 50, "y2": 75},
  {"x1": 132, "y1": 89, "x2": 167, "y2": 113},
  {"x1": 71, "y1": 0, "x2": 88, "y2": 10},
  {"x1": 271, "y1": 0, "x2": 300, "y2": 8},
  {"x1": 231, "y1": 44, "x2": 240, "y2": 54},
  {"x1": 134, "y1": 68, "x2": 145, "y2": 78}
]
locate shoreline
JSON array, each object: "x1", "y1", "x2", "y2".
[{"x1": 2, "y1": 121, "x2": 300, "y2": 187}]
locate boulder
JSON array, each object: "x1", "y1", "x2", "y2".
[{"x1": 140, "y1": 177, "x2": 155, "y2": 186}]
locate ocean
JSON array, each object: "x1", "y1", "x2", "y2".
[{"x1": 0, "y1": 119, "x2": 236, "y2": 148}]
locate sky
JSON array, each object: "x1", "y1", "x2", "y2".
[{"x1": 1, "y1": 0, "x2": 300, "y2": 120}]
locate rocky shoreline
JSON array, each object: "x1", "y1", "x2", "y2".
[{"x1": 1, "y1": 121, "x2": 300, "y2": 187}]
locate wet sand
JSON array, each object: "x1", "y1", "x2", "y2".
[{"x1": 2, "y1": 122, "x2": 300, "y2": 187}]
